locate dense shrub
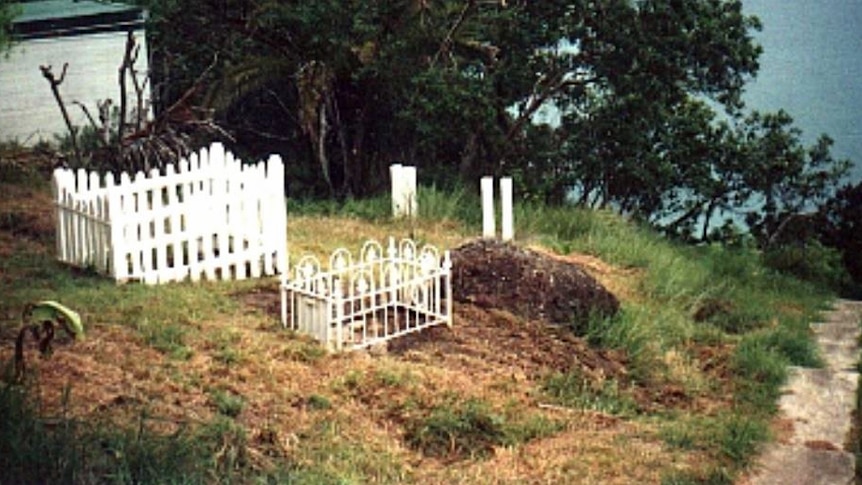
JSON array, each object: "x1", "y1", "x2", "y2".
[{"x1": 762, "y1": 241, "x2": 852, "y2": 292}]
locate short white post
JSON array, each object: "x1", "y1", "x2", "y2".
[
  {"x1": 390, "y1": 164, "x2": 417, "y2": 218},
  {"x1": 500, "y1": 177, "x2": 514, "y2": 241},
  {"x1": 481, "y1": 176, "x2": 495, "y2": 238}
]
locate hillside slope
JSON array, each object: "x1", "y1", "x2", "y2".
[{"x1": 0, "y1": 155, "x2": 835, "y2": 484}]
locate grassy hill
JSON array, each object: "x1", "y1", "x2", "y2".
[{"x1": 0, "y1": 153, "x2": 834, "y2": 484}]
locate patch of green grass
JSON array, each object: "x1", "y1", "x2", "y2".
[
  {"x1": 731, "y1": 336, "x2": 789, "y2": 413},
  {"x1": 210, "y1": 389, "x2": 245, "y2": 418},
  {"x1": 306, "y1": 394, "x2": 332, "y2": 410},
  {"x1": 333, "y1": 366, "x2": 416, "y2": 398},
  {"x1": 372, "y1": 366, "x2": 417, "y2": 388},
  {"x1": 293, "y1": 418, "x2": 409, "y2": 483},
  {"x1": 542, "y1": 370, "x2": 638, "y2": 416},
  {"x1": 405, "y1": 398, "x2": 507, "y2": 459},
  {"x1": 501, "y1": 412, "x2": 564, "y2": 445},
  {"x1": 418, "y1": 184, "x2": 480, "y2": 227},
  {"x1": 515, "y1": 202, "x2": 598, "y2": 243},
  {"x1": 135, "y1": 317, "x2": 193, "y2": 359},
  {"x1": 747, "y1": 325, "x2": 822, "y2": 368},
  {"x1": 660, "y1": 412, "x2": 768, "y2": 473},
  {"x1": 0, "y1": 376, "x2": 296, "y2": 484},
  {"x1": 718, "y1": 414, "x2": 769, "y2": 467},
  {"x1": 211, "y1": 329, "x2": 244, "y2": 366},
  {"x1": 280, "y1": 334, "x2": 329, "y2": 363},
  {"x1": 584, "y1": 308, "x2": 657, "y2": 381},
  {"x1": 661, "y1": 468, "x2": 733, "y2": 485},
  {"x1": 660, "y1": 417, "x2": 704, "y2": 451}
]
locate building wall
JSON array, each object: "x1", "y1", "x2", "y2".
[{"x1": 0, "y1": 29, "x2": 150, "y2": 145}]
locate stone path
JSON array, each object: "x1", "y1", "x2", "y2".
[{"x1": 745, "y1": 300, "x2": 862, "y2": 485}]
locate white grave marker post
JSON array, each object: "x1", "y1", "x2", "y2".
[
  {"x1": 500, "y1": 177, "x2": 514, "y2": 241},
  {"x1": 390, "y1": 164, "x2": 417, "y2": 218},
  {"x1": 481, "y1": 176, "x2": 495, "y2": 238}
]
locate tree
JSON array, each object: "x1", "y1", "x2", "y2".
[
  {"x1": 739, "y1": 111, "x2": 850, "y2": 247},
  {"x1": 0, "y1": 0, "x2": 19, "y2": 55},
  {"x1": 817, "y1": 182, "x2": 862, "y2": 285},
  {"x1": 137, "y1": 0, "x2": 766, "y2": 202}
]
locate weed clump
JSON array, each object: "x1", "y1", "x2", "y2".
[{"x1": 405, "y1": 399, "x2": 506, "y2": 460}]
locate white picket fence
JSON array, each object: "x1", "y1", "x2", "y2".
[
  {"x1": 52, "y1": 143, "x2": 287, "y2": 284},
  {"x1": 281, "y1": 238, "x2": 452, "y2": 351}
]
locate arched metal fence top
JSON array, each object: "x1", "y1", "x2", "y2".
[{"x1": 282, "y1": 237, "x2": 452, "y2": 352}]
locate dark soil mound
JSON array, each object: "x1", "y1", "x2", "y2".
[{"x1": 450, "y1": 239, "x2": 619, "y2": 333}]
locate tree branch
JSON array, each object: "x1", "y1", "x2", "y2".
[
  {"x1": 431, "y1": 0, "x2": 476, "y2": 68},
  {"x1": 40, "y1": 63, "x2": 81, "y2": 164}
]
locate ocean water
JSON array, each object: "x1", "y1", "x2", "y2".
[{"x1": 742, "y1": 0, "x2": 862, "y2": 183}]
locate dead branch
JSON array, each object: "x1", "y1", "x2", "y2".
[
  {"x1": 118, "y1": 31, "x2": 136, "y2": 146},
  {"x1": 40, "y1": 63, "x2": 81, "y2": 165},
  {"x1": 73, "y1": 101, "x2": 99, "y2": 131}
]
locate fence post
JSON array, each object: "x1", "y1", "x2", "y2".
[
  {"x1": 333, "y1": 283, "x2": 344, "y2": 352},
  {"x1": 500, "y1": 177, "x2": 514, "y2": 241},
  {"x1": 481, "y1": 176, "x2": 495, "y2": 238},
  {"x1": 164, "y1": 164, "x2": 180, "y2": 281},
  {"x1": 269, "y1": 154, "x2": 287, "y2": 276},
  {"x1": 443, "y1": 250, "x2": 452, "y2": 326},
  {"x1": 51, "y1": 170, "x2": 66, "y2": 263}
]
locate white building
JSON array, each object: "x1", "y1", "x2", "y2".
[{"x1": 0, "y1": 1, "x2": 148, "y2": 144}]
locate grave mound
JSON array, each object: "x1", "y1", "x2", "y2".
[{"x1": 449, "y1": 239, "x2": 619, "y2": 333}]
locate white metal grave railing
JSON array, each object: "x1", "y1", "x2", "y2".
[
  {"x1": 52, "y1": 143, "x2": 287, "y2": 284},
  {"x1": 281, "y1": 238, "x2": 452, "y2": 351}
]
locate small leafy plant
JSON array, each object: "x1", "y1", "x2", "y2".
[{"x1": 14, "y1": 301, "x2": 84, "y2": 380}]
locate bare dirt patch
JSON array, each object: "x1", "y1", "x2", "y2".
[{"x1": 389, "y1": 305, "x2": 627, "y2": 382}]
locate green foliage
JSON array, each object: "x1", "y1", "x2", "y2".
[
  {"x1": 731, "y1": 337, "x2": 788, "y2": 413},
  {"x1": 585, "y1": 309, "x2": 652, "y2": 379},
  {"x1": 0, "y1": 0, "x2": 19, "y2": 56},
  {"x1": 25, "y1": 301, "x2": 84, "y2": 339},
  {"x1": 306, "y1": 394, "x2": 332, "y2": 411},
  {"x1": 136, "y1": 317, "x2": 193, "y2": 360},
  {"x1": 0, "y1": 377, "x2": 294, "y2": 484},
  {"x1": 417, "y1": 184, "x2": 481, "y2": 227},
  {"x1": 662, "y1": 469, "x2": 733, "y2": 485},
  {"x1": 542, "y1": 370, "x2": 638, "y2": 416},
  {"x1": 762, "y1": 240, "x2": 852, "y2": 292},
  {"x1": 289, "y1": 418, "x2": 408, "y2": 483},
  {"x1": 744, "y1": 325, "x2": 822, "y2": 368},
  {"x1": 718, "y1": 415, "x2": 769, "y2": 466},
  {"x1": 404, "y1": 398, "x2": 507, "y2": 460},
  {"x1": 817, "y1": 181, "x2": 862, "y2": 289},
  {"x1": 137, "y1": 0, "x2": 771, "y2": 205},
  {"x1": 660, "y1": 412, "x2": 768, "y2": 478},
  {"x1": 210, "y1": 329, "x2": 243, "y2": 366},
  {"x1": 210, "y1": 389, "x2": 245, "y2": 418}
]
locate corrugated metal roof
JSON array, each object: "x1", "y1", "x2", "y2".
[
  {"x1": 11, "y1": 1, "x2": 145, "y2": 39},
  {"x1": 14, "y1": 0, "x2": 140, "y2": 23}
]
